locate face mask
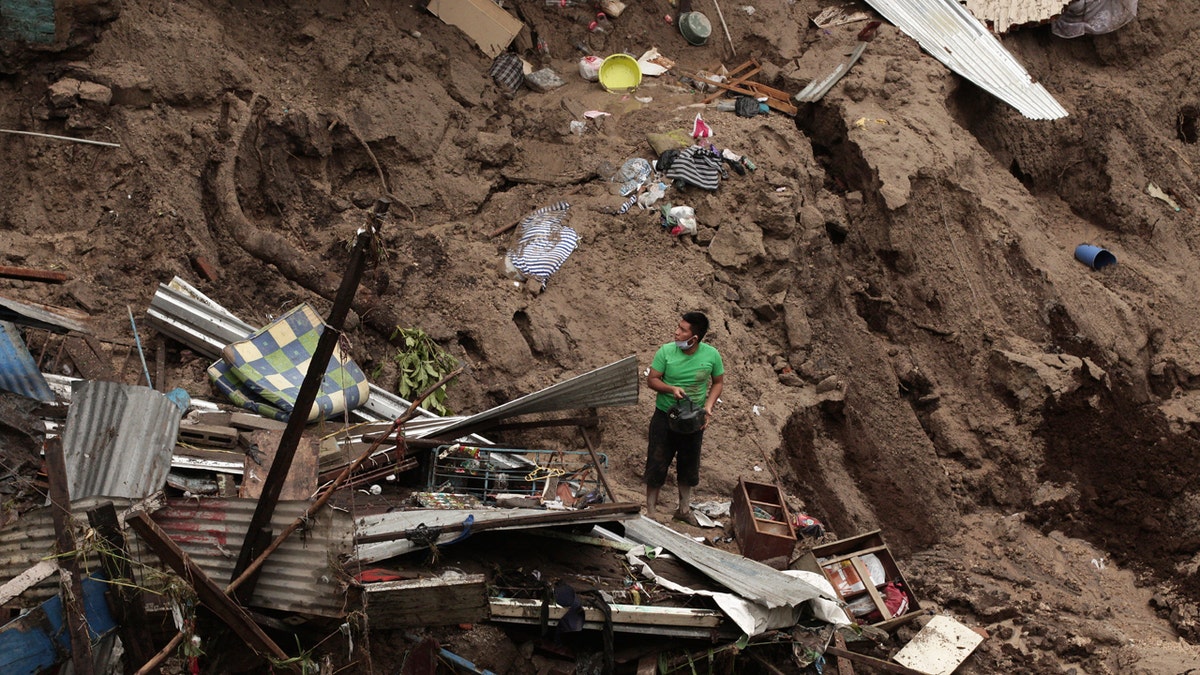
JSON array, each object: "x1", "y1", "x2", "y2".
[{"x1": 675, "y1": 337, "x2": 695, "y2": 350}]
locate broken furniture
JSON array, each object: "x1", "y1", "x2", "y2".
[
  {"x1": 795, "y1": 529, "x2": 922, "y2": 631},
  {"x1": 689, "y1": 59, "x2": 799, "y2": 116},
  {"x1": 731, "y1": 478, "x2": 797, "y2": 562}
]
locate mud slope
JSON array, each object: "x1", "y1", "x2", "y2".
[{"x1": 2, "y1": 0, "x2": 1200, "y2": 671}]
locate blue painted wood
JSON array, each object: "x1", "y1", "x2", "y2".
[
  {"x1": 0, "y1": 0, "x2": 56, "y2": 44},
  {"x1": 0, "y1": 320, "x2": 55, "y2": 401},
  {"x1": 0, "y1": 576, "x2": 117, "y2": 674}
]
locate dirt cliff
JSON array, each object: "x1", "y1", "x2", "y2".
[{"x1": 3, "y1": 0, "x2": 1200, "y2": 672}]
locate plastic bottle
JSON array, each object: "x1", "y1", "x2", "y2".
[{"x1": 715, "y1": 100, "x2": 736, "y2": 112}]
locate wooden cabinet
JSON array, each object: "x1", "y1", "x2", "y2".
[
  {"x1": 731, "y1": 478, "x2": 797, "y2": 562},
  {"x1": 794, "y1": 530, "x2": 921, "y2": 631}
]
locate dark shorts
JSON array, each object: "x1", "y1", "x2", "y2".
[{"x1": 645, "y1": 408, "x2": 704, "y2": 488}]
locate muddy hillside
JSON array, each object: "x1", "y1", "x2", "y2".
[{"x1": 4, "y1": 0, "x2": 1200, "y2": 671}]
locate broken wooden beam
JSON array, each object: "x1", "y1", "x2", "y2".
[
  {"x1": 45, "y1": 438, "x2": 95, "y2": 675},
  {"x1": 88, "y1": 502, "x2": 155, "y2": 669},
  {"x1": 125, "y1": 510, "x2": 292, "y2": 667},
  {"x1": 825, "y1": 646, "x2": 926, "y2": 675},
  {"x1": 231, "y1": 199, "x2": 387, "y2": 591}
]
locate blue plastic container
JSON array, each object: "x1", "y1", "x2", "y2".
[{"x1": 1075, "y1": 244, "x2": 1116, "y2": 270}]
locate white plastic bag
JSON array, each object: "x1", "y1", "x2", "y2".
[{"x1": 578, "y1": 55, "x2": 604, "y2": 81}]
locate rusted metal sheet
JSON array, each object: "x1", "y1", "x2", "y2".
[
  {"x1": 1, "y1": 497, "x2": 351, "y2": 618},
  {"x1": 62, "y1": 381, "x2": 179, "y2": 500},
  {"x1": 149, "y1": 498, "x2": 352, "y2": 618},
  {"x1": 862, "y1": 0, "x2": 1067, "y2": 119},
  {"x1": 428, "y1": 355, "x2": 640, "y2": 439},
  {"x1": 0, "y1": 321, "x2": 54, "y2": 401}
]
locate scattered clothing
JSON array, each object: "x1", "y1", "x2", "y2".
[
  {"x1": 664, "y1": 145, "x2": 723, "y2": 191},
  {"x1": 489, "y1": 52, "x2": 524, "y2": 93},
  {"x1": 505, "y1": 202, "x2": 579, "y2": 289}
]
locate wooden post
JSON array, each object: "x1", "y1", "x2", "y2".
[
  {"x1": 579, "y1": 411, "x2": 616, "y2": 503},
  {"x1": 833, "y1": 631, "x2": 856, "y2": 675},
  {"x1": 45, "y1": 438, "x2": 95, "y2": 675},
  {"x1": 125, "y1": 511, "x2": 293, "y2": 668},
  {"x1": 825, "y1": 645, "x2": 925, "y2": 675},
  {"x1": 87, "y1": 502, "x2": 155, "y2": 669},
  {"x1": 231, "y1": 199, "x2": 387, "y2": 592}
]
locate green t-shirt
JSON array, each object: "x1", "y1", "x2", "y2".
[{"x1": 651, "y1": 342, "x2": 725, "y2": 413}]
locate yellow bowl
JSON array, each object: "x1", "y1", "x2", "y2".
[{"x1": 599, "y1": 54, "x2": 641, "y2": 92}]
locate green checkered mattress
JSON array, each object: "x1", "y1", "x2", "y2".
[{"x1": 207, "y1": 303, "x2": 370, "y2": 422}]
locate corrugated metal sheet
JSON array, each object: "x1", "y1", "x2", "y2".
[
  {"x1": 0, "y1": 295, "x2": 89, "y2": 334},
  {"x1": 143, "y1": 277, "x2": 484, "y2": 438},
  {"x1": 353, "y1": 506, "x2": 639, "y2": 563},
  {"x1": 62, "y1": 381, "x2": 180, "y2": 500},
  {"x1": 863, "y1": 0, "x2": 1068, "y2": 119},
  {"x1": 0, "y1": 497, "x2": 352, "y2": 618},
  {"x1": 0, "y1": 321, "x2": 54, "y2": 401},
  {"x1": 150, "y1": 498, "x2": 352, "y2": 617},
  {"x1": 428, "y1": 355, "x2": 639, "y2": 439},
  {"x1": 961, "y1": 0, "x2": 1069, "y2": 33},
  {"x1": 795, "y1": 42, "x2": 869, "y2": 103},
  {"x1": 622, "y1": 516, "x2": 832, "y2": 609}
]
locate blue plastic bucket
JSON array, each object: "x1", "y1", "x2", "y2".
[{"x1": 1075, "y1": 244, "x2": 1116, "y2": 270}]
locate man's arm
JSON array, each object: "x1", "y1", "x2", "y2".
[
  {"x1": 704, "y1": 374, "x2": 724, "y2": 415},
  {"x1": 647, "y1": 368, "x2": 686, "y2": 399}
]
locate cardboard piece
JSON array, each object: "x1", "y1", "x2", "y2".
[
  {"x1": 427, "y1": 0, "x2": 524, "y2": 59},
  {"x1": 893, "y1": 615, "x2": 985, "y2": 675}
]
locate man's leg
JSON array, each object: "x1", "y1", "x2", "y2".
[
  {"x1": 646, "y1": 485, "x2": 661, "y2": 513},
  {"x1": 645, "y1": 410, "x2": 673, "y2": 513},
  {"x1": 674, "y1": 431, "x2": 703, "y2": 519},
  {"x1": 677, "y1": 484, "x2": 692, "y2": 517}
]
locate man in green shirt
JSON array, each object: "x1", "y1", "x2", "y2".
[{"x1": 645, "y1": 311, "x2": 725, "y2": 521}]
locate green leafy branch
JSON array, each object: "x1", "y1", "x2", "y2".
[{"x1": 390, "y1": 327, "x2": 458, "y2": 415}]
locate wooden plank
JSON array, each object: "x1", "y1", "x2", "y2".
[
  {"x1": 0, "y1": 559, "x2": 57, "y2": 605},
  {"x1": 0, "y1": 265, "x2": 69, "y2": 283},
  {"x1": 46, "y1": 438, "x2": 94, "y2": 675},
  {"x1": 366, "y1": 574, "x2": 489, "y2": 628},
  {"x1": 825, "y1": 646, "x2": 927, "y2": 675},
  {"x1": 240, "y1": 430, "x2": 317, "y2": 500},
  {"x1": 816, "y1": 544, "x2": 890, "y2": 567},
  {"x1": 87, "y1": 502, "x2": 155, "y2": 669},
  {"x1": 229, "y1": 412, "x2": 288, "y2": 432},
  {"x1": 850, "y1": 556, "x2": 892, "y2": 620},
  {"x1": 125, "y1": 511, "x2": 292, "y2": 666},
  {"x1": 701, "y1": 63, "x2": 763, "y2": 104},
  {"x1": 489, "y1": 598, "x2": 724, "y2": 628},
  {"x1": 154, "y1": 334, "x2": 168, "y2": 393},
  {"x1": 834, "y1": 631, "x2": 856, "y2": 675},
  {"x1": 63, "y1": 335, "x2": 115, "y2": 381}
]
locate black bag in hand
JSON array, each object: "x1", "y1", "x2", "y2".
[{"x1": 667, "y1": 395, "x2": 706, "y2": 434}]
